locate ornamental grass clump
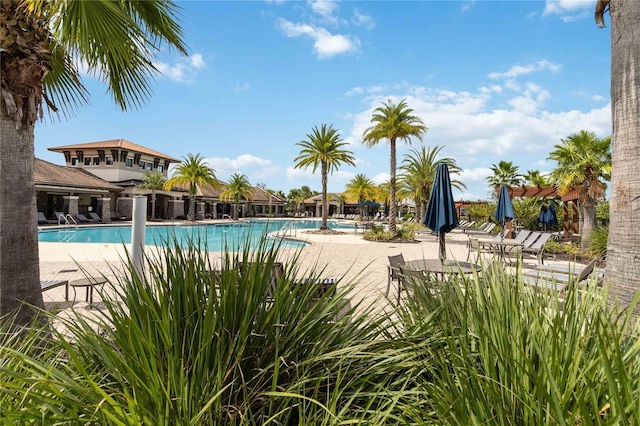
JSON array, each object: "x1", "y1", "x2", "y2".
[
  {"x1": 0, "y1": 233, "x2": 404, "y2": 424},
  {"x1": 389, "y1": 262, "x2": 640, "y2": 424}
]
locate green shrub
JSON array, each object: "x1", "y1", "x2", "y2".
[
  {"x1": 2, "y1": 235, "x2": 640, "y2": 424},
  {"x1": 589, "y1": 225, "x2": 609, "y2": 257},
  {"x1": 390, "y1": 265, "x2": 640, "y2": 424}
]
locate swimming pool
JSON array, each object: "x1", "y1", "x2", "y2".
[{"x1": 38, "y1": 219, "x2": 353, "y2": 249}]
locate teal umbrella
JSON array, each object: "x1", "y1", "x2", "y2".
[
  {"x1": 423, "y1": 163, "x2": 459, "y2": 261},
  {"x1": 494, "y1": 185, "x2": 515, "y2": 240}
]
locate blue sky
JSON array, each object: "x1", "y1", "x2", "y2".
[{"x1": 35, "y1": 0, "x2": 611, "y2": 201}]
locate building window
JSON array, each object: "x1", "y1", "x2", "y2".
[
  {"x1": 125, "y1": 158, "x2": 133, "y2": 167},
  {"x1": 92, "y1": 157, "x2": 100, "y2": 166},
  {"x1": 106, "y1": 156, "x2": 113, "y2": 166},
  {"x1": 139, "y1": 161, "x2": 146, "y2": 169},
  {"x1": 157, "y1": 164, "x2": 164, "y2": 173},
  {"x1": 71, "y1": 158, "x2": 78, "y2": 166},
  {"x1": 84, "y1": 157, "x2": 91, "y2": 166},
  {"x1": 146, "y1": 162, "x2": 153, "y2": 171}
]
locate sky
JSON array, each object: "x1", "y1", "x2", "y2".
[{"x1": 34, "y1": 0, "x2": 612, "y2": 201}]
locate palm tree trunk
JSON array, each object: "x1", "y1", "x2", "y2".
[
  {"x1": 321, "y1": 162, "x2": 328, "y2": 230},
  {"x1": 189, "y1": 195, "x2": 196, "y2": 221},
  {"x1": 606, "y1": 0, "x2": 640, "y2": 313},
  {"x1": 0, "y1": 110, "x2": 45, "y2": 325},
  {"x1": 388, "y1": 139, "x2": 398, "y2": 234},
  {"x1": 151, "y1": 188, "x2": 156, "y2": 220},
  {"x1": 581, "y1": 199, "x2": 596, "y2": 251}
]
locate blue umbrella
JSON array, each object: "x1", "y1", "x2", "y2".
[
  {"x1": 423, "y1": 163, "x2": 459, "y2": 261},
  {"x1": 540, "y1": 201, "x2": 557, "y2": 230},
  {"x1": 494, "y1": 184, "x2": 515, "y2": 240},
  {"x1": 538, "y1": 204, "x2": 548, "y2": 225}
]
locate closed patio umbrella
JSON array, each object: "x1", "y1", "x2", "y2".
[
  {"x1": 540, "y1": 201, "x2": 557, "y2": 231},
  {"x1": 494, "y1": 184, "x2": 515, "y2": 240},
  {"x1": 423, "y1": 163, "x2": 459, "y2": 262}
]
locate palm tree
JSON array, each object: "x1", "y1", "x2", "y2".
[
  {"x1": 548, "y1": 130, "x2": 611, "y2": 250},
  {"x1": 595, "y1": 0, "x2": 640, "y2": 312},
  {"x1": 164, "y1": 154, "x2": 220, "y2": 221},
  {"x1": 220, "y1": 173, "x2": 253, "y2": 220},
  {"x1": 375, "y1": 182, "x2": 391, "y2": 218},
  {"x1": 523, "y1": 170, "x2": 552, "y2": 187},
  {"x1": 344, "y1": 174, "x2": 376, "y2": 219},
  {"x1": 294, "y1": 124, "x2": 355, "y2": 230},
  {"x1": 362, "y1": 99, "x2": 427, "y2": 234},
  {"x1": 399, "y1": 145, "x2": 466, "y2": 221},
  {"x1": 0, "y1": 0, "x2": 186, "y2": 326},
  {"x1": 486, "y1": 161, "x2": 524, "y2": 189},
  {"x1": 137, "y1": 172, "x2": 166, "y2": 220}
]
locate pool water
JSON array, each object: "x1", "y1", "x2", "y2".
[{"x1": 38, "y1": 219, "x2": 353, "y2": 249}]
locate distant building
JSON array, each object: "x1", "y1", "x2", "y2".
[{"x1": 39, "y1": 139, "x2": 286, "y2": 221}]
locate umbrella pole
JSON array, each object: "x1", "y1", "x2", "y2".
[{"x1": 439, "y1": 230, "x2": 446, "y2": 262}]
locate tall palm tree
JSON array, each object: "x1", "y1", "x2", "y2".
[
  {"x1": 596, "y1": 0, "x2": 640, "y2": 312},
  {"x1": 362, "y1": 99, "x2": 427, "y2": 234},
  {"x1": 0, "y1": 0, "x2": 186, "y2": 326},
  {"x1": 220, "y1": 173, "x2": 253, "y2": 220},
  {"x1": 399, "y1": 145, "x2": 466, "y2": 221},
  {"x1": 164, "y1": 154, "x2": 220, "y2": 221},
  {"x1": 294, "y1": 124, "x2": 355, "y2": 230},
  {"x1": 548, "y1": 130, "x2": 611, "y2": 250},
  {"x1": 344, "y1": 174, "x2": 376, "y2": 218},
  {"x1": 486, "y1": 161, "x2": 524, "y2": 189},
  {"x1": 137, "y1": 172, "x2": 166, "y2": 220}
]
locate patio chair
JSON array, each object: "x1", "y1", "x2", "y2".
[
  {"x1": 111, "y1": 211, "x2": 128, "y2": 221},
  {"x1": 386, "y1": 254, "x2": 406, "y2": 298},
  {"x1": 522, "y1": 232, "x2": 554, "y2": 264},
  {"x1": 397, "y1": 264, "x2": 426, "y2": 304},
  {"x1": 521, "y1": 258, "x2": 599, "y2": 293},
  {"x1": 37, "y1": 211, "x2": 57, "y2": 225}
]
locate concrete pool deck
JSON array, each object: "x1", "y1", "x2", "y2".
[{"x1": 37, "y1": 220, "x2": 579, "y2": 312}]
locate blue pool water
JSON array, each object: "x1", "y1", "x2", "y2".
[{"x1": 38, "y1": 219, "x2": 353, "y2": 249}]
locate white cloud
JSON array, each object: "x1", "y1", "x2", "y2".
[
  {"x1": 308, "y1": 0, "x2": 339, "y2": 19},
  {"x1": 342, "y1": 81, "x2": 611, "y2": 202},
  {"x1": 206, "y1": 154, "x2": 281, "y2": 184},
  {"x1": 488, "y1": 60, "x2": 561, "y2": 80},
  {"x1": 154, "y1": 53, "x2": 207, "y2": 83},
  {"x1": 543, "y1": 0, "x2": 592, "y2": 16},
  {"x1": 277, "y1": 18, "x2": 359, "y2": 58},
  {"x1": 352, "y1": 9, "x2": 375, "y2": 30},
  {"x1": 234, "y1": 83, "x2": 251, "y2": 93},
  {"x1": 461, "y1": 1, "x2": 476, "y2": 12}
]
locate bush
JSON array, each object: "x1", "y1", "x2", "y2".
[
  {"x1": 589, "y1": 225, "x2": 609, "y2": 257},
  {"x1": 2, "y1": 235, "x2": 640, "y2": 424}
]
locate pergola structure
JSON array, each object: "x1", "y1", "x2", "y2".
[{"x1": 505, "y1": 185, "x2": 582, "y2": 239}]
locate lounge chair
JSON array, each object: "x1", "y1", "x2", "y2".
[
  {"x1": 522, "y1": 232, "x2": 554, "y2": 264},
  {"x1": 89, "y1": 212, "x2": 102, "y2": 222},
  {"x1": 41, "y1": 279, "x2": 69, "y2": 300},
  {"x1": 514, "y1": 229, "x2": 532, "y2": 244},
  {"x1": 465, "y1": 222, "x2": 497, "y2": 235},
  {"x1": 386, "y1": 254, "x2": 406, "y2": 298},
  {"x1": 111, "y1": 211, "x2": 128, "y2": 221},
  {"x1": 37, "y1": 212, "x2": 57, "y2": 225},
  {"x1": 76, "y1": 213, "x2": 98, "y2": 223},
  {"x1": 521, "y1": 259, "x2": 599, "y2": 293}
]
